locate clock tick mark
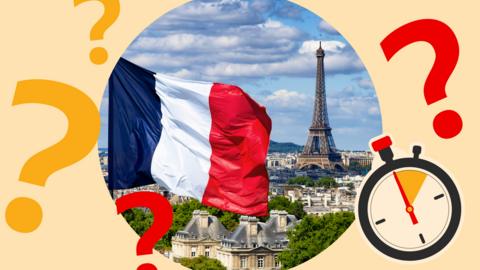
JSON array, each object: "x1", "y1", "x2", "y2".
[
  {"x1": 375, "y1": 218, "x2": 386, "y2": 225},
  {"x1": 434, "y1": 194, "x2": 445, "y2": 200},
  {"x1": 419, "y1": 233, "x2": 426, "y2": 244}
]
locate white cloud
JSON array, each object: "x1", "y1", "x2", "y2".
[
  {"x1": 126, "y1": 53, "x2": 194, "y2": 69},
  {"x1": 272, "y1": 0, "x2": 303, "y2": 20},
  {"x1": 150, "y1": 0, "x2": 304, "y2": 33},
  {"x1": 264, "y1": 89, "x2": 308, "y2": 107},
  {"x1": 166, "y1": 68, "x2": 196, "y2": 79},
  {"x1": 263, "y1": 18, "x2": 283, "y2": 28},
  {"x1": 150, "y1": 0, "x2": 264, "y2": 31},
  {"x1": 298, "y1": 40, "x2": 346, "y2": 54},
  {"x1": 324, "y1": 53, "x2": 364, "y2": 74},
  {"x1": 334, "y1": 127, "x2": 361, "y2": 135},
  {"x1": 318, "y1": 20, "x2": 339, "y2": 35},
  {"x1": 194, "y1": 39, "x2": 363, "y2": 79},
  {"x1": 125, "y1": 0, "x2": 365, "y2": 81},
  {"x1": 132, "y1": 34, "x2": 242, "y2": 52},
  {"x1": 328, "y1": 96, "x2": 380, "y2": 120},
  {"x1": 125, "y1": 18, "x2": 308, "y2": 80},
  {"x1": 354, "y1": 77, "x2": 374, "y2": 89},
  {"x1": 202, "y1": 54, "x2": 313, "y2": 78},
  {"x1": 251, "y1": 0, "x2": 275, "y2": 13}
]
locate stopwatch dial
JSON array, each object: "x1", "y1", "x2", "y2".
[{"x1": 368, "y1": 168, "x2": 451, "y2": 251}]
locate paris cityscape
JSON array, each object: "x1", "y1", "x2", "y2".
[
  {"x1": 100, "y1": 145, "x2": 372, "y2": 215},
  {"x1": 99, "y1": 146, "x2": 370, "y2": 269},
  {"x1": 100, "y1": 40, "x2": 374, "y2": 270}
]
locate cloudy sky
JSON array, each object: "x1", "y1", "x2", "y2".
[{"x1": 99, "y1": 0, "x2": 382, "y2": 150}]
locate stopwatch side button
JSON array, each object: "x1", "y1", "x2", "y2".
[
  {"x1": 371, "y1": 136, "x2": 392, "y2": 151},
  {"x1": 412, "y1": 145, "x2": 422, "y2": 159},
  {"x1": 371, "y1": 136, "x2": 394, "y2": 163}
]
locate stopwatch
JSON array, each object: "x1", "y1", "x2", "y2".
[{"x1": 357, "y1": 136, "x2": 461, "y2": 261}]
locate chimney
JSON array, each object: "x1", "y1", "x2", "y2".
[
  {"x1": 271, "y1": 210, "x2": 288, "y2": 232},
  {"x1": 193, "y1": 210, "x2": 209, "y2": 230},
  {"x1": 240, "y1": 216, "x2": 258, "y2": 237}
]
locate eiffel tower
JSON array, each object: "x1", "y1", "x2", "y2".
[{"x1": 297, "y1": 41, "x2": 343, "y2": 170}]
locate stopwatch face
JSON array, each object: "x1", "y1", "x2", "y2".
[
  {"x1": 358, "y1": 159, "x2": 461, "y2": 261},
  {"x1": 368, "y1": 168, "x2": 450, "y2": 252}
]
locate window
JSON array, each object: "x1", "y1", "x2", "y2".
[
  {"x1": 257, "y1": 256, "x2": 264, "y2": 268},
  {"x1": 274, "y1": 255, "x2": 280, "y2": 268},
  {"x1": 191, "y1": 247, "x2": 196, "y2": 257},
  {"x1": 205, "y1": 246, "x2": 210, "y2": 257},
  {"x1": 240, "y1": 256, "x2": 247, "y2": 269}
]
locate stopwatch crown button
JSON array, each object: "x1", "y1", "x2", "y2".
[
  {"x1": 412, "y1": 145, "x2": 422, "y2": 159},
  {"x1": 371, "y1": 136, "x2": 392, "y2": 152}
]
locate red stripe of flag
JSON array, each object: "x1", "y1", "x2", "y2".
[{"x1": 202, "y1": 83, "x2": 272, "y2": 216}]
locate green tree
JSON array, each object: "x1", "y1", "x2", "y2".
[
  {"x1": 268, "y1": 196, "x2": 306, "y2": 219},
  {"x1": 218, "y1": 211, "x2": 241, "y2": 231},
  {"x1": 287, "y1": 176, "x2": 314, "y2": 186},
  {"x1": 316, "y1": 177, "x2": 338, "y2": 189},
  {"x1": 179, "y1": 256, "x2": 226, "y2": 270},
  {"x1": 268, "y1": 196, "x2": 291, "y2": 211},
  {"x1": 122, "y1": 208, "x2": 153, "y2": 235},
  {"x1": 122, "y1": 208, "x2": 170, "y2": 250},
  {"x1": 289, "y1": 201, "x2": 306, "y2": 219},
  {"x1": 279, "y1": 212, "x2": 355, "y2": 269}
]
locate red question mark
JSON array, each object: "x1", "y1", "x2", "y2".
[
  {"x1": 381, "y1": 19, "x2": 463, "y2": 139},
  {"x1": 116, "y1": 192, "x2": 173, "y2": 270}
]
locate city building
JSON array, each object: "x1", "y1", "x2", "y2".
[
  {"x1": 171, "y1": 210, "x2": 230, "y2": 261},
  {"x1": 172, "y1": 210, "x2": 298, "y2": 270},
  {"x1": 217, "y1": 210, "x2": 297, "y2": 270},
  {"x1": 340, "y1": 150, "x2": 373, "y2": 168},
  {"x1": 266, "y1": 153, "x2": 297, "y2": 169},
  {"x1": 269, "y1": 178, "x2": 358, "y2": 217},
  {"x1": 302, "y1": 188, "x2": 355, "y2": 216}
]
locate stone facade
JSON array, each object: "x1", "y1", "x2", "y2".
[
  {"x1": 171, "y1": 210, "x2": 230, "y2": 261},
  {"x1": 172, "y1": 210, "x2": 298, "y2": 270}
]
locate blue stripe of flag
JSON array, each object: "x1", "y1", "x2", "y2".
[{"x1": 108, "y1": 58, "x2": 162, "y2": 190}]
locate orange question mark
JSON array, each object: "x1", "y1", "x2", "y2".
[
  {"x1": 116, "y1": 192, "x2": 173, "y2": 270},
  {"x1": 5, "y1": 80, "x2": 100, "y2": 233},
  {"x1": 74, "y1": 0, "x2": 120, "y2": 65}
]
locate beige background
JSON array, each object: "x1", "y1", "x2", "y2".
[{"x1": 0, "y1": 0, "x2": 479, "y2": 269}]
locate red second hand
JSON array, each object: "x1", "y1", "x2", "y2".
[{"x1": 393, "y1": 171, "x2": 419, "y2": 225}]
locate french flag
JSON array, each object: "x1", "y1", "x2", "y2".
[{"x1": 108, "y1": 58, "x2": 271, "y2": 216}]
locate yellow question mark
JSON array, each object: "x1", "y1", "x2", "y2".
[
  {"x1": 74, "y1": 0, "x2": 120, "y2": 65},
  {"x1": 5, "y1": 80, "x2": 100, "y2": 233}
]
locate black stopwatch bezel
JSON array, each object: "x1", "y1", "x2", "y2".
[{"x1": 358, "y1": 157, "x2": 461, "y2": 261}]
